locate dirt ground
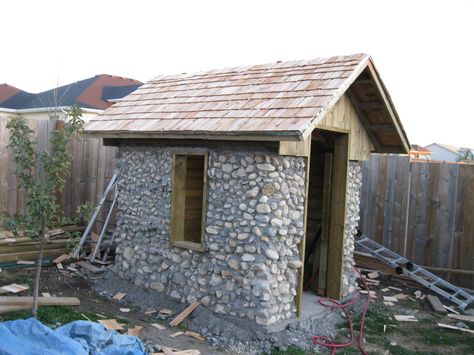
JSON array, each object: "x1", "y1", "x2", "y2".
[
  {"x1": 0, "y1": 265, "x2": 225, "y2": 355},
  {"x1": 1, "y1": 264, "x2": 473, "y2": 355}
]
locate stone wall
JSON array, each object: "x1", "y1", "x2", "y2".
[
  {"x1": 114, "y1": 145, "x2": 306, "y2": 326},
  {"x1": 341, "y1": 161, "x2": 363, "y2": 298}
]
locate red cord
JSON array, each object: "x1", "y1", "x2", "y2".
[{"x1": 311, "y1": 268, "x2": 370, "y2": 355}]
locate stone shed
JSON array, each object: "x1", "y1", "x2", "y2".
[{"x1": 85, "y1": 53, "x2": 410, "y2": 326}]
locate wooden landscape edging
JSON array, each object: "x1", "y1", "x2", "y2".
[{"x1": 359, "y1": 155, "x2": 474, "y2": 289}]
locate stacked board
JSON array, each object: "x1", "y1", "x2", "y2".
[{"x1": 0, "y1": 226, "x2": 82, "y2": 264}]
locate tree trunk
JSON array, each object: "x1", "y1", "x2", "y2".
[{"x1": 32, "y1": 220, "x2": 46, "y2": 318}]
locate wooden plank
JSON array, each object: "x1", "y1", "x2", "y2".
[
  {"x1": 394, "y1": 315, "x2": 418, "y2": 322},
  {"x1": 0, "y1": 296, "x2": 80, "y2": 307},
  {"x1": 0, "y1": 284, "x2": 29, "y2": 294},
  {"x1": 184, "y1": 331, "x2": 205, "y2": 341},
  {"x1": 113, "y1": 292, "x2": 126, "y2": 300},
  {"x1": 0, "y1": 248, "x2": 69, "y2": 263},
  {"x1": 426, "y1": 295, "x2": 447, "y2": 315},
  {"x1": 437, "y1": 323, "x2": 474, "y2": 334},
  {"x1": 278, "y1": 137, "x2": 311, "y2": 157},
  {"x1": 169, "y1": 301, "x2": 200, "y2": 327},
  {"x1": 326, "y1": 133, "x2": 349, "y2": 300},
  {"x1": 447, "y1": 313, "x2": 474, "y2": 323},
  {"x1": 98, "y1": 319, "x2": 124, "y2": 331},
  {"x1": 170, "y1": 155, "x2": 187, "y2": 244},
  {"x1": 296, "y1": 139, "x2": 311, "y2": 316}
]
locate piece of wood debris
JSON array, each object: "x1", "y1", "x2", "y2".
[
  {"x1": 77, "y1": 261, "x2": 104, "y2": 274},
  {"x1": 81, "y1": 313, "x2": 91, "y2": 321},
  {"x1": 98, "y1": 319, "x2": 124, "y2": 331},
  {"x1": 151, "y1": 323, "x2": 166, "y2": 330},
  {"x1": 159, "y1": 308, "x2": 173, "y2": 315},
  {"x1": 394, "y1": 293, "x2": 409, "y2": 300},
  {"x1": 16, "y1": 260, "x2": 35, "y2": 265},
  {"x1": 145, "y1": 309, "x2": 157, "y2": 315},
  {"x1": 443, "y1": 305, "x2": 460, "y2": 315},
  {"x1": 67, "y1": 266, "x2": 78, "y2": 273},
  {"x1": 365, "y1": 280, "x2": 380, "y2": 286},
  {"x1": 447, "y1": 313, "x2": 474, "y2": 322},
  {"x1": 127, "y1": 325, "x2": 143, "y2": 336},
  {"x1": 41, "y1": 292, "x2": 52, "y2": 298},
  {"x1": 2, "y1": 238, "x2": 16, "y2": 243},
  {"x1": 438, "y1": 323, "x2": 474, "y2": 334},
  {"x1": 170, "y1": 302, "x2": 200, "y2": 327},
  {"x1": 53, "y1": 254, "x2": 70, "y2": 264},
  {"x1": 427, "y1": 295, "x2": 448, "y2": 315},
  {"x1": 0, "y1": 296, "x2": 80, "y2": 307},
  {"x1": 0, "y1": 284, "x2": 29, "y2": 294},
  {"x1": 380, "y1": 287, "x2": 390, "y2": 293},
  {"x1": 113, "y1": 292, "x2": 126, "y2": 301},
  {"x1": 383, "y1": 296, "x2": 399, "y2": 302},
  {"x1": 384, "y1": 301, "x2": 395, "y2": 306},
  {"x1": 184, "y1": 331, "x2": 205, "y2": 341},
  {"x1": 367, "y1": 271, "x2": 379, "y2": 279},
  {"x1": 95, "y1": 313, "x2": 107, "y2": 318},
  {"x1": 394, "y1": 315, "x2": 418, "y2": 322},
  {"x1": 45, "y1": 228, "x2": 64, "y2": 238},
  {"x1": 388, "y1": 286, "x2": 403, "y2": 291},
  {"x1": 120, "y1": 308, "x2": 131, "y2": 313},
  {"x1": 408, "y1": 297, "x2": 417, "y2": 302},
  {"x1": 169, "y1": 331, "x2": 184, "y2": 338},
  {"x1": 56, "y1": 263, "x2": 64, "y2": 270},
  {"x1": 161, "y1": 347, "x2": 175, "y2": 355}
]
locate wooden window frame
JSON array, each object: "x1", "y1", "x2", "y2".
[{"x1": 170, "y1": 151, "x2": 208, "y2": 252}]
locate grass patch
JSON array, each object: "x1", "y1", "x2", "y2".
[
  {"x1": 350, "y1": 307, "x2": 396, "y2": 336},
  {"x1": 0, "y1": 306, "x2": 104, "y2": 328},
  {"x1": 0, "y1": 306, "x2": 99, "y2": 326}
]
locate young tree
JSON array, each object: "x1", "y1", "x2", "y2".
[{"x1": 6, "y1": 106, "x2": 84, "y2": 317}]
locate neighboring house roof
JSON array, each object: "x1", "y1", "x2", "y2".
[
  {"x1": 86, "y1": 53, "x2": 410, "y2": 153},
  {"x1": 411, "y1": 144, "x2": 430, "y2": 153},
  {"x1": 0, "y1": 84, "x2": 35, "y2": 109},
  {"x1": 0, "y1": 75, "x2": 142, "y2": 111},
  {"x1": 425, "y1": 143, "x2": 462, "y2": 156}
]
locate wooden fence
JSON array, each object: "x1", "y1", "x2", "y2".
[
  {"x1": 0, "y1": 117, "x2": 117, "y2": 228},
  {"x1": 360, "y1": 154, "x2": 474, "y2": 289}
]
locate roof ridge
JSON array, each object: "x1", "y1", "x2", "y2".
[{"x1": 149, "y1": 53, "x2": 369, "y2": 83}]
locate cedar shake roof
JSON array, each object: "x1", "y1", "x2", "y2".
[
  {"x1": 86, "y1": 54, "x2": 410, "y2": 153},
  {"x1": 0, "y1": 75, "x2": 142, "y2": 111}
]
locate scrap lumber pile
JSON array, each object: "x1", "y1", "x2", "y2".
[{"x1": 0, "y1": 225, "x2": 83, "y2": 264}]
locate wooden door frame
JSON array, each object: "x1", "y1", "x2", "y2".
[
  {"x1": 296, "y1": 132, "x2": 349, "y2": 317},
  {"x1": 325, "y1": 133, "x2": 349, "y2": 300}
]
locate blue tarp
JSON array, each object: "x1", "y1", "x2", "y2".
[{"x1": 0, "y1": 318, "x2": 146, "y2": 355}]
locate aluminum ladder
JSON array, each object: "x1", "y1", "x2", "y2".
[
  {"x1": 72, "y1": 173, "x2": 119, "y2": 262},
  {"x1": 355, "y1": 235, "x2": 474, "y2": 310}
]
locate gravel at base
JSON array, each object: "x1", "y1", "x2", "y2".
[{"x1": 93, "y1": 270, "x2": 364, "y2": 354}]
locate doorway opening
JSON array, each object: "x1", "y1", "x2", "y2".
[{"x1": 298, "y1": 129, "x2": 349, "y2": 317}]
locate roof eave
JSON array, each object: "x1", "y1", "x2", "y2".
[
  {"x1": 83, "y1": 129, "x2": 303, "y2": 142},
  {"x1": 366, "y1": 59, "x2": 411, "y2": 154}
]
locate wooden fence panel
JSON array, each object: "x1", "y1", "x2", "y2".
[
  {"x1": 360, "y1": 154, "x2": 474, "y2": 289},
  {"x1": 0, "y1": 117, "x2": 116, "y2": 228}
]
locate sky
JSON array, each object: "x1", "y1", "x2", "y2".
[{"x1": 1, "y1": 0, "x2": 473, "y2": 147}]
